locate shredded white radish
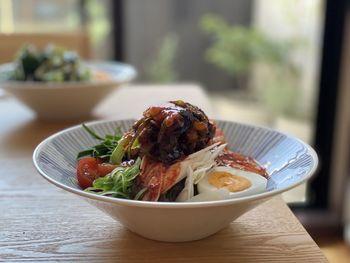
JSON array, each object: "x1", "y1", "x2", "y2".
[
  {"x1": 176, "y1": 143, "x2": 226, "y2": 201},
  {"x1": 176, "y1": 166, "x2": 194, "y2": 201}
]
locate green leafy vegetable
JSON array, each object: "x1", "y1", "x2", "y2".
[
  {"x1": 134, "y1": 187, "x2": 148, "y2": 200},
  {"x1": 85, "y1": 157, "x2": 142, "y2": 199},
  {"x1": 110, "y1": 136, "x2": 128, "y2": 164},
  {"x1": 10, "y1": 44, "x2": 91, "y2": 82},
  {"x1": 77, "y1": 124, "x2": 123, "y2": 160},
  {"x1": 82, "y1": 123, "x2": 104, "y2": 140}
]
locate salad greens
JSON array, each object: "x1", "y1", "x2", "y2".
[
  {"x1": 78, "y1": 124, "x2": 136, "y2": 164},
  {"x1": 110, "y1": 136, "x2": 129, "y2": 164},
  {"x1": 10, "y1": 44, "x2": 91, "y2": 82},
  {"x1": 78, "y1": 124, "x2": 144, "y2": 199},
  {"x1": 77, "y1": 124, "x2": 123, "y2": 160},
  {"x1": 85, "y1": 158, "x2": 143, "y2": 199}
]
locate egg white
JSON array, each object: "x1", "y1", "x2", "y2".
[
  {"x1": 197, "y1": 166, "x2": 267, "y2": 199},
  {"x1": 187, "y1": 188, "x2": 231, "y2": 202}
]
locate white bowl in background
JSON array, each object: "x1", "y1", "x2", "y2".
[
  {"x1": 33, "y1": 119, "x2": 318, "y2": 242},
  {"x1": 0, "y1": 62, "x2": 136, "y2": 120}
]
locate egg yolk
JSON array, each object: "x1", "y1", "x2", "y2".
[{"x1": 208, "y1": 171, "x2": 252, "y2": 192}]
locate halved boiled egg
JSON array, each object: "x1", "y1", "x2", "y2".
[{"x1": 196, "y1": 166, "x2": 267, "y2": 200}]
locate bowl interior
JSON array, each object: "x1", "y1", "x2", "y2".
[{"x1": 33, "y1": 119, "x2": 317, "y2": 205}]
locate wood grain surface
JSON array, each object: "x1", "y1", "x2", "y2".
[
  {"x1": 0, "y1": 86, "x2": 328, "y2": 262},
  {"x1": 0, "y1": 159, "x2": 328, "y2": 262}
]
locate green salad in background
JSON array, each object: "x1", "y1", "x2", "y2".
[{"x1": 9, "y1": 44, "x2": 92, "y2": 82}]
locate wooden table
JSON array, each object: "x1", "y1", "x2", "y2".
[{"x1": 0, "y1": 85, "x2": 328, "y2": 262}]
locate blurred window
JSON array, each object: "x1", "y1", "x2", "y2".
[{"x1": 0, "y1": 0, "x2": 113, "y2": 59}]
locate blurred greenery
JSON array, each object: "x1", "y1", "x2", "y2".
[
  {"x1": 144, "y1": 33, "x2": 179, "y2": 83},
  {"x1": 85, "y1": 0, "x2": 110, "y2": 46},
  {"x1": 200, "y1": 14, "x2": 305, "y2": 118}
]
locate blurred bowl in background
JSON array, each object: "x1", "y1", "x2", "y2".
[{"x1": 0, "y1": 62, "x2": 136, "y2": 120}]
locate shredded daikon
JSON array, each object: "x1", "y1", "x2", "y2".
[{"x1": 176, "y1": 143, "x2": 226, "y2": 201}]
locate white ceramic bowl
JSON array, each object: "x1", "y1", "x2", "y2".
[
  {"x1": 33, "y1": 119, "x2": 318, "y2": 242},
  {"x1": 0, "y1": 62, "x2": 136, "y2": 120}
]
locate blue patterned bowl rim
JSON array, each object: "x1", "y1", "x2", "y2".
[{"x1": 33, "y1": 119, "x2": 318, "y2": 208}]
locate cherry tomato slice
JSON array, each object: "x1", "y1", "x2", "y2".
[
  {"x1": 97, "y1": 163, "x2": 118, "y2": 177},
  {"x1": 77, "y1": 157, "x2": 100, "y2": 189},
  {"x1": 77, "y1": 157, "x2": 118, "y2": 189}
]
